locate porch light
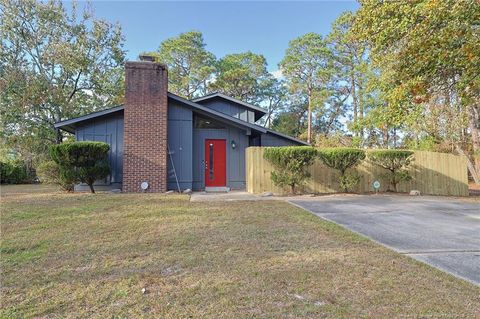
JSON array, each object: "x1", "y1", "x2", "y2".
[{"x1": 231, "y1": 140, "x2": 237, "y2": 149}]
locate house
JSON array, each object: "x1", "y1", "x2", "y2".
[{"x1": 54, "y1": 57, "x2": 307, "y2": 192}]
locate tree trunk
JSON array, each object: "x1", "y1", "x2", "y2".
[
  {"x1": 384, "y1": 127, "x2": 389, "y2": 148},
  {"x1": 264, "y1": 110, "x2": 272, "y2": 128},
  {"x1": 88, "y1": 183, "x2": 96, "y2": 194},
  {"x1": 393, "y1": 127, "x2": 397, "y2": 148},
  {"x1": 455, "y1": 145, "x2": 480, "y2": 185},
  {"x1": 307, "y1": 91, "x2": 312, "y2": 144},
  {"x1": 467, "y1": 105, "x2": 480, "y2": 179},
  {"x1": 351, "y1": 72, "x2": 358, "y2": 136},
  {"x1": 358, "y1": 81, "x2": 364, "y2": 140},
  {"x1": 55, "y1": 128, "x2": 63, "y2": 144}
]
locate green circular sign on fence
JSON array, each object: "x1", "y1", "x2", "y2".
[{"x1": 373, "y1": 180, "x2": 381, "y2": 190}]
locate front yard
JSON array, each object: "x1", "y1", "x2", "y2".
[{"x1": 1, "y1": 185, "x2": 479, "y2": 318}]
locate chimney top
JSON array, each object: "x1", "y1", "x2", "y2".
[{"x1": 139, "y1": 54, "x2": 155, "y2": 62}]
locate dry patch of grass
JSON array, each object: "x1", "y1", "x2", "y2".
[
  {"x1": 1, "y1": 185, "x2": 479, "y2": 318},
  {"x1": 1, "y1": 183, "x2": 59, "y2": 196}
]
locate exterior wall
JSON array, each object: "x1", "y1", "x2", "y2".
[
  {"x1": 71, "y1": 97, "x2": 303, "y2": 193},
  {"x1": 123, "y1": 61, "x2": 168, "y2": 192},
  {"x1": 192, "y1": 127, "x2": 249, "y2": 190},
  {"x1": 167, "y1": 101, "x2": 193, "y2": 190},
  {"x1": 168, "y1": 102, "x2": 301, "y2": 191},
  {"x1": 249, "y1": 135, "x2": 261, "y2": 147},
  {"x1": 198, "y1": 97, "x2": 256, "y2": 123},
  {"x1": 261, "y1": 132, "x2": 300, "y2": 147},
  {"x1": 75, "y1": 112, "x2": 124, "y2": 191}
]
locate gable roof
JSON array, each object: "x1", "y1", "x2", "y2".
[
  {"x1": 53, "y1": 92, "x2": 308, "y2": 145},
  {"x1": 168, "y1": 92, "x2": 266, "y2": 134},
  {"x1": 53, "y1": 94, "x2": 267, "y2": 135},
  {"x1": 54, "y1": 105, "x2": 124, "y2": 133},
  {"x1": 170, "y1": 93, "x2": 308, "y2": 145},
  {"x1": 264, "y1": 128, "x2": 309, "y2": 146},
  {"x1": 192, "y1": 92, "x2": 267, "y2": 121}
]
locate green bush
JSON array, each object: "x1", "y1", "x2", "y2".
[
  {"x1": 368, "y1": 150, "x2": 414, "y2": 192},
  {"x1": 339, "y1": 172, "x2": 361, "y2": 193},
  {"x1": 0, "y1": 160, "x2": 29, "y2": 184},
  {"x1": 36, "y1": 160, "x2": 74, "y2": 191},
  {"x1": 263, "y1": 146, "x2": 317, "y2": 194},
  {"x1": 317, "y1": 148, "x2": 366, "y2": 192},
  {"x1": 49, "y1": 141, "x2": 110, "y2": 193}
]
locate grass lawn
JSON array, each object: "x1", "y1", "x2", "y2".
[{"x1": 1, "y1": 185, "x2": 479, "y2": 318}]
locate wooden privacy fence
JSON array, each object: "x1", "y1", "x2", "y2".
[{"x1": 246, "y1": 147, "x2": 469, "y2": 196}]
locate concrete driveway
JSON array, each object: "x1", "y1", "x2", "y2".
[{"x1": 289, "y1": 195, "x2": 480, "y2": 285}]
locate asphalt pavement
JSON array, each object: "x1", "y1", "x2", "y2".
[{"x1": 289, "y1": 195, "x2": 480, "y2": 285}]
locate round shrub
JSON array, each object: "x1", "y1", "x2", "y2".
[
  {"x1": 317, "y1": 148, "x2": 366, "y2": 192},
  {"x1": 263, "y1": 146, "x2": 317, "y2": 194},
  {"x1": 36, "y1": 160, "x2": 74, "y2": 191},
  {"x1": 49, "y1": 141, "x2": 110, "y2": 193},
  {"x1": 368, "y1": 149, "x2": 414, "y2": 192}
]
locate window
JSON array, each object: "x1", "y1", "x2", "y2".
[
  {"x1": 209, "y1": 143, "x2": 214, "y2": 180},
  {"x1": 194, "y1": 115, "x2": 226, "y2": 129}
]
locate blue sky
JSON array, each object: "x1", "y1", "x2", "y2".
[{"x1": 85, "y1": 1, "x2": 359, "y2": 72}]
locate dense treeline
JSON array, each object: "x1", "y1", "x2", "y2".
[
  {"x1": 1, "y1": 0, "x2": 479, "y2": 183},
  {"x1": 1, "y1": 0, "x2": 125, "y2": 176}
]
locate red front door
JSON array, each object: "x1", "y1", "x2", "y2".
[{"x1": 204, "y1": 139, "x2": 226, "y2": 187}]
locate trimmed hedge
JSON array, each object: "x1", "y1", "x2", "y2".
[
  {"x1": 317, "y1": 148, "x2": 366, "y2": 175},
  {"x1": 368, "y1": 149, "x2": 414, "y2": 192},
  {"x1": 263, "y1": 146, "x2": 317, "y2": 194},
  {"x1": 317, "y1": 148, "x2": 366, "y2": 192},
  {"x1": 49, "y1": 141, "x2": 110, "y2": 193}
]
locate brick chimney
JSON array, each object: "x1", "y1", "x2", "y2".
[{"x1": 123, "y1": 56, "x2": 168, "y2": 192}]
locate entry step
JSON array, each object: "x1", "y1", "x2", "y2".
[{"x1": 205, "y1": 187, "x2": 230, "y2": 193}]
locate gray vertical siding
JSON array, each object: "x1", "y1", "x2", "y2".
[
  {"x1": 167, "y1": 101, "x2": 193, "y2": 190},
  {"x1": 192, "y1": 126, "x2": 249, "y2": 190},
  {"x1": 169, "y1": 98, "x2": 256, "y2": 190},
  {"x1": 197, "y1": 98, "x2": 255, "y2": 123},
  {"x1": 261, "y1": 132, "x2": 299, "y2": 147},
  {"x1": 71, "y1": 99, "x2": 302, "y2": 192},
  {"x1": 75, "y1": 112, "x2": 124, "y2": 189}
]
